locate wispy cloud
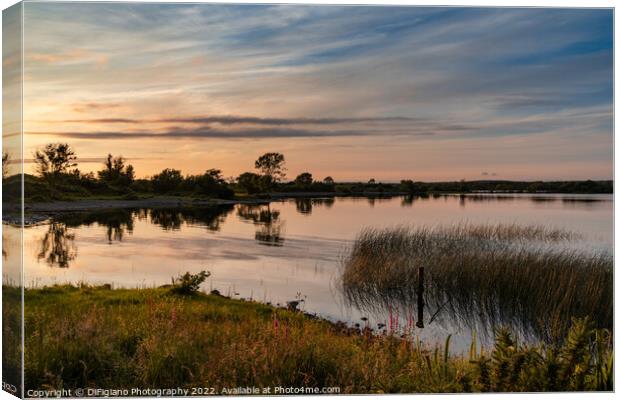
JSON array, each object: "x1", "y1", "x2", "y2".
[
  {"x1": 56, "y1": 115, "x2": 420, "y2": 126},
  {"x1": 27, "y1": 127, "x2": 434, "y2": 140}
]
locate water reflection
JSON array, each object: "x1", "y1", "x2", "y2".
[
  {"x1": 401, "y1": 193, "x2": 430, "y2": 206},
  {"x1": 37, "y1": 223, "x2": 77, "y2": 268},
  {"x1": 33, "y1": 206, "x2": 236, "y2": 267},
  {"x1": 55, "y1": 206, "x2": 235, "y2": 235},
  {"x1": 312, "y1": 197, "x2": 335, "y2": 208},
  {"x1": 2, "y1": 233, "x2": 7, "y2": 259},
  {"x1": 237, "y1": 204, "x2": 285, "y2": 246},
  {"x1": 295, "y1": 198, "x2": 312, "y2": 215},
  {"x1": 448, "y1": 193, "x2": 609, "y2": 209},
  {"x1": 61, "y1": 209, "x2": 135, "y2": 243}
]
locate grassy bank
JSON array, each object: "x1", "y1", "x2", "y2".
[
  {"x1": 341, "y1": 224, "x2": 613, "y2": 342},
  {"x1": 5, "y1": 284, "x2": 612, "y2": 393}
]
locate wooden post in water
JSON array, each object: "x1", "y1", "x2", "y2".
[{"x1": 416, "y1": 267, "x2": 425, "y2": 328}]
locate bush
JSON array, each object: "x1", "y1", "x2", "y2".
[
  {"x1": 170, "y1": 271, "x2": 210, "y2": 295},
  {"x1": 152, "y1": 169, "x2": 183, "y2": 193}
]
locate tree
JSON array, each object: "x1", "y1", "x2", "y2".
[
  {"x1": 33, "y1": 143, "x2": 77, "y2": 178},
  {"x1": 205, "y1": 168, "x2": 225, "y2": 184},
  {"x1": 98, "y1": 154, "x2": 134, "y2": 186},
  {"x1": 125, "y1": 165, "x2": 135, "y2": 183},
  {"x1": 323, "y1": 176, "x2": 334, "y2": 185},
  {"x1": 185, "y1": 169, "x2": 233, "y2": 199},
  {"x1": 2, "y1": 152, "x2": 9, "y2": 179},
  {"x1": 152, "y1": 168, "x2": 183, "y2": 193},
  {"x1": 400, "y1": 179, "x2": 422, "y2": 194},
  {"x1": 368, "y1": 178, "x2": 376, "y2": 184},
  {"x1": 237, "y1": 172, "x2": 262, "y2": 194},
  {"x1": 294, "y1": 172, "x2": 313, "y2": 188},
  {"x1": 254, "y1": 152, "x2": 286, "y2": 183}
]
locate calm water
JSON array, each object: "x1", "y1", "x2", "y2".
[{"x1": 3, "y1": 193, "x2": 613, "y2": 351}]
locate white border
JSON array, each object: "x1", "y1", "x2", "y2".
[{"x1": 0, "y1": 1, "x2": 616, "y2": 400}]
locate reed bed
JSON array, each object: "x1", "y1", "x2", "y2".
[
  {"x1": 340, "y1": 224, "x2": 612, "y2": 342},
  {"x1": 8, "y1": 285, "x2": 613, "y2": 393}
]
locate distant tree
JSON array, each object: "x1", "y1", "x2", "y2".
[
  {"x1": 98, "y1": 154, "x2": 134, "y2": 186},
  {"x1": 152, "y1": 168, "x2": 183, "y2": 193},
  {"x1": 34, "y1": 143, "x2": 77, "y2": 178},
  {"x1": 185, "y1": 168, "x2": 233, "y2": 199},
  {"x1": 323, "y1": 176, "x2": 334, "y2": 185},
  {"x1": 205, "y1": 168, "x2": 225, "y2": 184},
  {"x1": 526, "y1": 181, "x2": 544, "y2": 193},
  {"x1": 255, "y1": 152, "x2": 286, "y2": 183},
  {"x1": 368, "y1": 178, "x2": 376, "y2": 184},
  {"x1": 125, "y1": 165, "x2": 135, "y2": 182},
  {"x1": 294, "y1": 172, "x2": 313, "y2": 188},
  {"x1": 400, "y1": 179, "x2": 422, "y2": 193},
  {"x1": 2, "y1": 152, "x2": 9, "y2": 179},
  {"x1": 237, "y1": 172, "x2": 262, "y2": 194}
]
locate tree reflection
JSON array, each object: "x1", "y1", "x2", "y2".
[
  {"x1": 2, "y1": 233, "x2": 7, "y2": 260},
  {"x1": 57, "y1": 209, "x2": 135, "y2": 243},
  {"x1": 295, "y1": 198, "x2": 312, "y2": 215},
  {"x1": 37, "y1": 222, "x2": 77, "y2": 268},
  {"x1": 312, "y1": 197, "x2": 335, "y2": 208},
  {"x1": 148, "y1": 206, "x2": 233, "y2": 231},
  {"x1": 237, "y1": 204, "x2": 285, "y2": 246},
  {"x1": 149, "y1": 209, "x2": 183, "y2": 230}
]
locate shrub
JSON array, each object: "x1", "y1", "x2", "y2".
[{"x1": 170, "y1": 271, "x2": 210, "y2": 295}]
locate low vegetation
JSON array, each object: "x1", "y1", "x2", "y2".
[
  {"x1": 341, "y1": 223, "x2": 612, "y2": 342},
  {"x1": 2, "y1": 284, "x2": 610, "y2": 393}
]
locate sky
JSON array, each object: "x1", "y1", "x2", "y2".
[{"x1": 15, "y1": 3, "x2": 614, "y2": 181}]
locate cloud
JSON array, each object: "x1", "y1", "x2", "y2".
[
  {"x1": 72, "y1": 102, "x2": 120, "y2": 113},
  {"x1": 57, "y1": 115, "x2": 418, "y2": 126},
  {"x1": 26, "y1": 127, "x2": 421, "y2": 140},
  {"x1": 29, "y1": 48, "x2": 108, "y2": 66}
]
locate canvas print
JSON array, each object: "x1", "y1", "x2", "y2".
[{"x1": 1, "y1": 2, "x2": 614, "y2": 397}]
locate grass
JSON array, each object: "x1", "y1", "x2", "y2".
[
  {"x1": 340, "y1": 223, "x2": 612, "y2": 342},
  {"x1": 2, "y1": 284, "x2": 612, "y2": 393}
]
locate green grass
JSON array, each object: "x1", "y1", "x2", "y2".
[
  {"x1": 3, "y1": 284, "x2": 612, "y2": 393},
  {"x1": 340, "y1": 223, "x2": 612, "y2": 342}
]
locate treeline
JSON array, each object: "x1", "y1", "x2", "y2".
[
  {"x1": 0, "y1": 143, "x2": 613, "y2": 203},
  {"x1": 396, "y1": 179, "x2": 613, "y2": 195},
  {"x1": 2, "y1": 145, "x2": 333, "y2": 202}
]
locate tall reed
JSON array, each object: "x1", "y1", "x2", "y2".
[{"x1": 340, "y1": 223, "x2": 612, "y2": 342}]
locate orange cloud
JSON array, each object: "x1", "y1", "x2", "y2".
[{"x1": 29, "y1": 48, "x2": 108, "y2": 66}]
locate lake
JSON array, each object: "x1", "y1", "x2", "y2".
[{"x1": 3, "y1": 193, "x2": 613, "y2": 351}]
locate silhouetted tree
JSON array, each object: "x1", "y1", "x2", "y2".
[
  {"x1": 98, "y1": 154, "x2": 134, "y2": 186},
  {"x1": 237, "y1": 172, "x2": 262, "y2": 194},
  {"x1": 184, "y1": 168, "x2": 233, "y2": 198},
  {"x1": 33, "y1": 143, "x2": 77, "y2": 178},
  {"x1": 294, "y1": 172, "x2": 313, "y2": 188},
  {"x1": 255, "y1": 152, "x2": 286, "y2": 184},
  {"x1": 323, "y1": 176, "x2": 334, "y2": 185},
  {"x1": 152, "y1": 168, "x2": 183, "y2": 193},
  {"x1": 2, "y1": 152, "x2": 9, "y2": 179}
]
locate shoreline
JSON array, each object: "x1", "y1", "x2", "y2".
[
  {"x1": 1, "y1": 190, "x2": 611, "y2": 225},
  {"x1": 2, "y1": 192, "x2": 408, "y2": 225}
]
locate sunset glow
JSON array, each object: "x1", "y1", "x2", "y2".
[{"x1": 20, "y1": 3, "x2": 613, "y2": 181}]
